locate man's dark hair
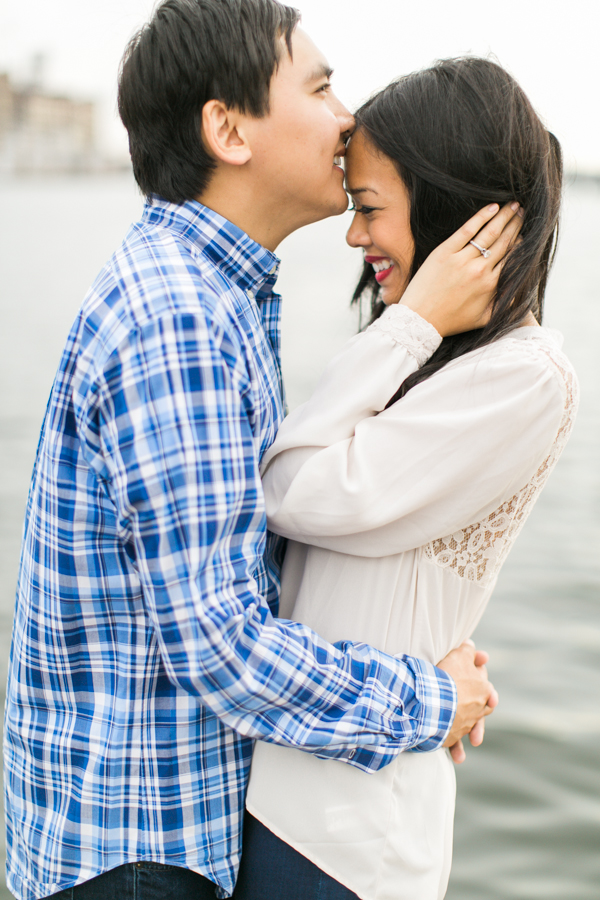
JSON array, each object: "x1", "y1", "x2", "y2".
[{"x1": 118, "y1": 0, "x2": 300, "y2": 203}]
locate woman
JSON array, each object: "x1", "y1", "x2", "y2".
[{"x1": 236, "y1": 58, "x2": 578, "y2": 899}]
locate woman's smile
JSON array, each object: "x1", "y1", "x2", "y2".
[{"x1": 365, "y1": 255, "x2": 395, "y2": 283}]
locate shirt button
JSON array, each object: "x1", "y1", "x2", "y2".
[
  {"x1": 246, "y1": 289, "x2": 255, "y2": 300},
  {"x1": 347, "y1": 749, "x2": 356, "y2": 759},
  {"x1": 269, "y1": 265, "x2": 277, "y2": 275}
]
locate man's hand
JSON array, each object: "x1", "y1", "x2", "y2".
[
  {"x1": 446, "y1": 647, "x2": 499, "y2": 764},
  {"x1": 400, "y1": 201, "x2": 523, "y2": 337},
  {"x1": 436, "y1": 641, "x2": 499, "y2": 760}
]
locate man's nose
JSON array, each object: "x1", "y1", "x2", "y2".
[{"x1": 332, "y1": 93, "x2": 355, "y2": 136}]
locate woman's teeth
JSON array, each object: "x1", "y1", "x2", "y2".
[
  {"x1": 334, "y1": 156, "x2": 342, "y2": 166},
  {"x1": 371, "y1": 259, "x2": 394, "y2": 274}
]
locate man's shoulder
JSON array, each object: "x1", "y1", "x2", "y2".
[
  {"x1": 91, "y1": 218, "x2": 233, "y2": 326},
  {"x1": 79, "y1": 218, "x2": 240, "y2": 365}
]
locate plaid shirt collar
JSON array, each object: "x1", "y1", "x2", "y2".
[{"x1": 144, "y1": 196, "x2": 281, "y2": 298}]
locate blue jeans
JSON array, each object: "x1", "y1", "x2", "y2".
[
  {"x1": 233, "y1": 813, "x2": 359, "y2": 900},
  {"x1": 46, "y1": 862, "x2": 217, "y2": 899}
]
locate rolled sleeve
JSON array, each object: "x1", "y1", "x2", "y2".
[{"x1": 314, "y1": 653, "x2": 457, "y2": 770}]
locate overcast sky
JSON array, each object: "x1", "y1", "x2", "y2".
[{"x1": 1, "y1": 0, "x2": 598, "y2": 172}]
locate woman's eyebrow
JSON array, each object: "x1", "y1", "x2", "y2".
[{"x1": 346, "y1": 187, "x2": 379, "y2": 196}]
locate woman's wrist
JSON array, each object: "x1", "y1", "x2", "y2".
[{"x1": 368, "y1": 304, "x2": 442, "y2": 368}]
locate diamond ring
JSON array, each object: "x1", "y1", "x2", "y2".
[{"x1": 469, "y1": 240, "x2": 491, "y2": 259}]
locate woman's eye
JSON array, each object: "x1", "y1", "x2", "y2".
[
  {"x1": 317, "y1": 82, "x2": 331, "y2": 94},
  {"x1": 349, "y1": 203, "x2": 377, "y2": 216}
]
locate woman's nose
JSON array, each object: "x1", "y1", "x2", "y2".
[{"x1": 346, "y1": 214, "x2": 370, "y2": 249}]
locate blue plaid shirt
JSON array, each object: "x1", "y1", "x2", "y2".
[{"x1": 4, "y1": 199, "x2": 457, "y2": 900}]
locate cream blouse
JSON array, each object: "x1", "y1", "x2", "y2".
[{"x1": 245, "y1": 304, "x2": 578, "y2": 900}]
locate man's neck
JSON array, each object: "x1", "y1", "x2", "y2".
[{"x1": 197, "y1": 173, "x2": 318, "y2": 252}]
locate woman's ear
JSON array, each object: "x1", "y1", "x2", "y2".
[{"x1": 201, "y1": 100, "x2": 252, "y2": 167}]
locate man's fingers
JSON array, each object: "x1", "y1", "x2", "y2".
[
  {"x1": 438, "y1": 642, "x2": 498, "y2": 750},
  {"x1": 449, "y1": 739, "x2": 466, "y2": 764},
  {"x1": 476, "y1": 664, "x2": 488, "y2": 681},
  {"x1": 482, "y1": 693, "x2": 498, "y2": 718},
  {"x1": 479, "y1": 684, "x2": 498, "y2": 718},
  {"x1": 487, "y1": 687, "x2": 499, "y2": 709},
  {"x1": 458, "y1": 639, "x2": 479, "y2": 660},
  {"x1": 469, "y1": 718, "x2": 485, "y2": 747}
]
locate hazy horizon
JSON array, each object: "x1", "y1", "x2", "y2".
[{"x1": 1, "y1": 0, "x2": 599, "y2": 173}]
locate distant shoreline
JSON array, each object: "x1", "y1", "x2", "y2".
[
  {"x1": 0, "y1": 166, "x2": 599, "y2": 186},
  {"x1": 567, "y1": 171, "x2": 600, "y2": 188}
]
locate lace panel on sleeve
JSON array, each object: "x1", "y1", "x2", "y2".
[
  {"x1": 367, "y1": 305, "x2": 442, "y2": 367},
  {"x1": 423, "y1": 337, "x2": 579, "y2": 588}
]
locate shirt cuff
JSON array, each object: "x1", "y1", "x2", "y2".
[
  {"x1": 408, "y1": 656, "x2": 457, "y2": 752},
  {"x1": 366, "y1": 304, "x2": 442, "y2": 368},
  {"x1": 312, "y1": 744, "x2": 399, "y2": 773},
  {"x1": 312, "y1": 653, "x2": 457, "y2": 772}
]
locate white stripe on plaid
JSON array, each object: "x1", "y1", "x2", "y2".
[{"x1": 4, "y1": 198, "x2": 456, "y2": 900}]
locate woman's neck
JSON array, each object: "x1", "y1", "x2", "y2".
[{"x1": 518, "y1": 311, "x2": 540, "y2": 328}]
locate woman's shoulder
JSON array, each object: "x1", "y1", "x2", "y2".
[
  {"x1": 499, "y1": 324, "x2": 575, "y2": 367},
  {"x1": 445, "y1": 325, "x2": 579, "y2": 408}
]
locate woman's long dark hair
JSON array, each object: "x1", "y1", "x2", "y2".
[{"x1": 351, "y1": 57, "x2": 563, "y2": 404}]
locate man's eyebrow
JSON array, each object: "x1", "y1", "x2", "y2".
[{"x1": 306, "y1": 63, "x2": 334, "y2": 84}]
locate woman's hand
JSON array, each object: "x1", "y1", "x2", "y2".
[{"x1": 399, "y1": 202, "x2": 523, "y2": 337}]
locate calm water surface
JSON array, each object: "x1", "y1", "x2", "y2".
[{"x1": 0, "y1": 174, "x2": 598, "y2": 899}]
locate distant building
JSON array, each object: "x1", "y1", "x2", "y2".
[
  {"x1": 0, "y1": 73, "x2": 12, "y2": 137},
  {"x1": 0, "y1": 71, "x2": 100, "y2": 175}
]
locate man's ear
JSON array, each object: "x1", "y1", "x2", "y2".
[{"x1": 201, "y1": 100, "x2": 252, "y2": 167}]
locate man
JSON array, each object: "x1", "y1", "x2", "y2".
[{"x1": 4, "y1": 2, "x2": 504, "y2": 898}]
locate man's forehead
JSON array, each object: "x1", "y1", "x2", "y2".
[{"x1": 285, "y1": 27, "x2": 332, "y2": 82}]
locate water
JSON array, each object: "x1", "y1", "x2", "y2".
[{"x1": 0, "y1": 174, "x2": 598, "y2": 899}]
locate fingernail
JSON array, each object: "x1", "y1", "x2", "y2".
[
  {"x1": 517, "y1": 206, "x2": 525, "y2": 218},
  {"x1": 488, "y1": 203, "x2": 499, "y2": 213},
  {"x1": 511, "y1": 201, "x2": 519, "y2": 211}
]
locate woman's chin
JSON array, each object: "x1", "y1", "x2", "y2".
[
  {"x1": 380, "y1": 279, "x2": 409, "y2": 306},
  {"x1": 380, "y1": 289, "x2": 402, "y2": 306}
]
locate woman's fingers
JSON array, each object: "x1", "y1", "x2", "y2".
[
  {"x1": 445, "y1": 203, "x2": 500, "y2": 252},
  {"x1": 493, "y1": 233, "x2": 524, "y2": 273},
  {"x1": 482, "y1": 211, "x2": 523, "y2": 267},
  {"x1": 399, "y1": 200, "x2": 523, "y2": 336},
  {"x1": 445, "y1": 201, "x2": 519, "y2": 254},
  {"x1": 468, "y1": 201, "x2": 523, "y2": 260}
]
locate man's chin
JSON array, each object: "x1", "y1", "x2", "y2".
[
  {"x1": 331, "y1": 195, "x2": 351, "y2": 217},
  {"x1": 311, "y1": 190, "x2": 349, "y2": 223}
]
